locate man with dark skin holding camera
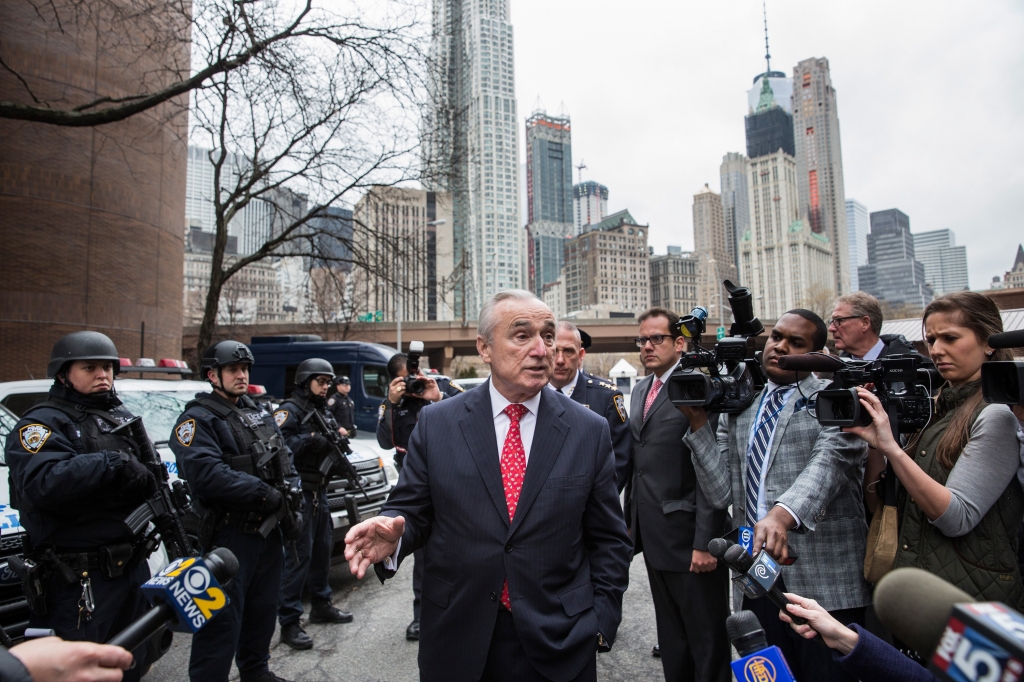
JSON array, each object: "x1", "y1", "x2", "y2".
[
  {"x1": 376, "y1": 349, "x2": 463, "y2": 640},
  {"x1": 680, "y1": 310, "x2": 870, "y2": 682}
]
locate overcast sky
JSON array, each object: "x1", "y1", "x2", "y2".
[{"x1": 511, "y1": 0, "x2": 1024, "y2": 290}]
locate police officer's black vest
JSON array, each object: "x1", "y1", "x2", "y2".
[
  {"x1": 186, "y1": 394, "x2": 285, "y2": 484},
  {"x1": 26, "y1": 396, "x2": 142, "y2": 461},
  {"x1": 283, "y1": 393, "x2": 334, "y2": 488}
]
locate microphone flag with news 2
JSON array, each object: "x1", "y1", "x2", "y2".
[
  {"x1": 108, "y1": 548, "x2": 238, "y2": 654},
  {"x1": 982, "y1": 329, "x2": 1024, "y2": 405},
  {"x1": 875, "y1": 568, "x2": 1024, "y2": 682},
  {"x1": 727, "y1": 610, "x2": 796, "y2": 682}
]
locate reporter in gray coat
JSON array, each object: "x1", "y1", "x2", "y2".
[{"x1": 680, "y1": 310, "x2": 871, "y2": 682}]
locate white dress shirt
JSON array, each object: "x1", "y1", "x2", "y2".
[
  {"x1": 746, "y1": 381, "x2": 801, "y2": 527},
  {"x1": 384, "y1": 380, "x2": 543, "y2": 571},
  {"x1": 549, "y1": 370, "x2": 581, "y2": 399},
  {"x1": 855, "y1": 338, "x2": 885, "y2": 361}
]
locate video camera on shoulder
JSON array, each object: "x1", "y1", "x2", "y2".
[
  {"x1": 666, "y1": 280, "x2": 767, "y2": 414},
  {"x1": 982, "y1": 330, "x2": 1024, "y2": 405},
  {"x1": 404, "y1": 341, "x2": 428, "y2": 396}
]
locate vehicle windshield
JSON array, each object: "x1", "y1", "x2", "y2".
[{"x1": 118, "y1": 391, "x2": 196, "y2": 444}]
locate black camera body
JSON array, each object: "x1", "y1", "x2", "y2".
[
  {"x1": 667, "y1": 280, "x2": 767, "y2": 414},
  {"x1": 816, "y1": 354, "x2": 936, "y2": 437},
  {"x1": 982, "y1": 361, "x2": 1024, "y2": 405},
  {"x1": 404, "y1": 340, "x2": 427, "y2": 396}
]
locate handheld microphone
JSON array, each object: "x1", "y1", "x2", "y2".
[
  {"x1": 108, "y1": 548, "x2": 238, "y2": 654},
  {"x1": 988, "y1": 330, "x2": 1024, "y2": 349},
  {"x1": 874, "y1": 567, "x2": 975, "y2": 659},
  {"x1": 727, "y1": 611, "x2": 796, "y2": 682},
  {"x1": 711, "y1": 538, "x2": 808, "y2": 626},
  {"x1": 776, "y1": 352, "x2": 848, "y2": 373}
]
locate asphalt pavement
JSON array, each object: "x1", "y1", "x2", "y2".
[{"x1": 143, "y1": 554, "x2": 663, "y2": 681}]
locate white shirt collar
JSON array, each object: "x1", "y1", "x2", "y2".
[
  {"x1": 549, "y1": 369, "x2": 581, "y2": 396},
  {"x1": 655, "y1": 364, "x2": 677, "y2": 386},
  {"x1": 489, "y1": 379, "x2": 543, "y2": 420},
  {"x1": 859, "y1": 338, "x2": 886, "y2": 361}
]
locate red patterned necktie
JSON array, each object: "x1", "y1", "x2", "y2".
[
  {"x1": 643, "y1": 377, "x2": 663, "y2": 421},
  {"x1": 499, "y1": 403, "x2": 529, "y2": 610}
]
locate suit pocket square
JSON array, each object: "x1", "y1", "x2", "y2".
[
  {"x1": 661, "y1": 499, "x2": 696, "y2": 514},
  {"x1": 558, "y1": 582, "x2": 594, "y2": 617},
  {"x1": 545, "y1": 474, "x2": 589, "y2": 488},
  {"x1": 423, "y1": 571, "x2": 451, "y2": 609}
]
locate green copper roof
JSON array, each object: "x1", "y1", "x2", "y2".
[{"x1": 756, "y1": 77, "x2": 775, "y2": 113}]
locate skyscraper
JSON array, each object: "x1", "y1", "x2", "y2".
[
  {"x1": 692, "y1": 184, "x2": 738, "y2": 319},
  {"x1": 858, "y1": 209, "x2": 933, "y2": 310},
  {"x1": 745, "y1": 78, "x2": 795, "y2": 159},
  {"x1": 845, "y1": 199, "x2": 869, "y2": 291},
  {"x1": 573, "y1": 181, "x2": 608, "y2": 233},
  {"x1": 720, "y1": 152, "x2": 750, "y2": 279},
  {"x1": 741, "y1": 150, "x2": 834, "y2": 321},
  {"x1": 792, "y1": 57, "x2": 850, "y2": 296},
  {"x1": 525, "y1": 109, "x2": 574, "y2": 295},
  {"x1": 650, "y1": 248, "x2": 699, "y2": 315},
  {"x1": 913, "y1": 229, "x2": 969, "y2": 296},
  {"x1": 423, "y1": 0, "x2": 522, "y2": 318}
]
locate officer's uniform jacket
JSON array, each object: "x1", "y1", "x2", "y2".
[
  {"x1": 274, "y1": 389, "x2": 339, "y2": 492},
  {"x1": 327, "y1": 393, "x2": 356, "y2": 434},
  {"x1": 169, "y1": 392, "x2": 300, "y2": 512},
  {"x1": 565, "y1": 370, "x2": 632, "y2": 492},
  {"x1": 5, "y1": 385, "x2": 148, "y2": 549}
]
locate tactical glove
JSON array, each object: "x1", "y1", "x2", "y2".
[{"x1": 119, "y1": 457, "x2": 159, "y2": 499}]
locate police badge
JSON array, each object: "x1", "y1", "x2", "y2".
[
  {"x1": 273, "y1": 410, "x2": 289, "y2": 427},
  {"x1": 19, "y1": 424, "x2": 51, "y2": 453},
  {"x1": 175, "y1": 419, "x2": 196, "y2": 446}
]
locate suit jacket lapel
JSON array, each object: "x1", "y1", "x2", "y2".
[
  {"x1": 640, "y1": 373, "x2": 669, "y2": 433},
  {"x1": 630, "y1": 375, "x2": 651, "y2": 439},
  {"x1": 458, "y1": 379, "x2": 510, "y2": 526},
  {"x1": 763, "y1": 375, "x2": 815, "y2": 474},
  {"x1": 509, "y1": 388, "x2": 568, "y2": 537}
]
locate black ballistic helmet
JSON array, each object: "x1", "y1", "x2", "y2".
[
  {"x1": 201, "y1": 340, "x2": 255, "y2": 377},
  {"x1": 47, "y1": 331, "x2": 121, "y2": 378},
  {"x1": 295, "y1": 358, "x2": 335, "y2": 386}
]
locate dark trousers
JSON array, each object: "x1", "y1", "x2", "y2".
[
  {"x1": 190, "y1": 523, "x2": 283, "y2": 682},
  {"x1": 278, "y1": 487, "x2": 333, "y2": 626},
  {"x1": 412, "y1": 548, "x2": 424, "y2": 620},
  {"x1": 645, "y1": 559, "x2": 731, "y2": 682},
  {"x1": 743, "y1": 581, "x2": 865, "y2": 682},
  {"x1": 34, "y1": 560, "x2": 150, "y2": 682},
  {"x1": 477, "y1": 609, "x2": 597, "y2": 682}
]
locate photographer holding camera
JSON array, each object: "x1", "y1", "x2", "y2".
[
  {"x1": 845, "y1": 292, "x2": 1023, "y2": 607},
  {"x1": 376, "y1": 343, "x2": 464, "y2": 641},
  {"x1": 681, "y1": 309, "x2": 871, "y2": 681}
]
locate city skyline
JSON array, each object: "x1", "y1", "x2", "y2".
[{"x1": 512, "y1": 0, "x2": 1023, "y2": 291}]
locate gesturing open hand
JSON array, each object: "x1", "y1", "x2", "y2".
[{"x1": 344, "y1": 515, "x2": 406, "y2": 578}]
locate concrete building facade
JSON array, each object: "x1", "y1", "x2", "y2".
[
  {"x1": 845, "y1": 199, "x2": 870, "y2": 291},
  {"x1": 564, "y1": 210, "x2": 649, "y2": 316},
  {"x1": 692, "y1": 185, "x2": 739, "y2": 317},
  {"x1": 913, "y1": 229, "x2": 969, "y2": 296},
  {"x1": 792, "y1": 57, "x2": 850, "y2": 296},
  {"x1": 858, "y1": 209, "x2": 933, "y2": 310},
  {"x1": 720, "y1": 153, "x2": 750, "y2": 280},
  {"x1": 650, "y1": 249, "x2": 700, "y2": 316}
]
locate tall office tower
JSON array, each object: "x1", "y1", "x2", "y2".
[
  {"x1": 741, "y1": 150, "x2": 834, "y2": 321},
  {"x1": 692, "y1": 185, "x2": 738, "y2": 319},
  {"x1": 573, "y1": 181, "x2": 609, "y2": 233},
  {"x1": 745, "y1": 79, "x2": 795, "y2": 159},
  {"x1": 353, "y1": 187, "x2": 455, "y2": 322},
  {"x1": 747, "y1": 6, "x2": 792, "y2": 115},
  {"x1": 422, "y1": 0, "x2": 522, "y2": 319},
  {"x1": 845, "y1": 199, "x2": 869, "y2": 290},
  {"x1": 792, "y1": 57, "x2": 850, "y2": 296},
  {"x1": 913, "y1": 229, "x2": 969, "y2": 296},
  {"x1": 563, "y1": 210, "x2": 649, "y2": 316},
  {"x1": 525, "y1": 110, "x2": 574, "y2": 294},
  {"x1": 650, "y1": 248, "x2": 700, "y2": 315},
  {"x1": 858, "y1": 209, "x2": 933, "y2": 310},
  {"x1": 720, "y1": 153, "x2": 750, "y2": 278}
]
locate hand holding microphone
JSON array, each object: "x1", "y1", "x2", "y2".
[{"x1": 708, "y1": 538, "x2": 808, "y2": 626}]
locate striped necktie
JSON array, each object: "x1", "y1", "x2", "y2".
[{"x1": 745, "y1": 388, "x2": 790, "y2": 527}]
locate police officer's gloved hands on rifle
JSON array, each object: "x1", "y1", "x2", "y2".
[
  {"x1": 310, "y1": 434, "x2": 333, "y2": 456},
  {"x1": 117, "y1": 454, "x2": 159, "y2": 498},
  {"x1": 260, "y1": 486, "x2": 283, "y2": 512}
]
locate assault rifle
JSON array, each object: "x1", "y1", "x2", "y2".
[
  {"x1": 117, "y1": 417, "x2": 198, "y2": 560},
  {"x1": 250, "y1": 433, "x2": 303, "y2": 549},
  {"x1": 301, "y1": 408, "x2": 370, "y2": 502}
]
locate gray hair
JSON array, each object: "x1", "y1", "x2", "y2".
[
  {"x1": 835, "y1": 292, "x2": 883, "y2": 335},
  {"x1": 556, "y1": 320, "x2": 582, "y2": 347},
  {"x1": 478, "y1": 289, "x2": 548, "y2": 343}
]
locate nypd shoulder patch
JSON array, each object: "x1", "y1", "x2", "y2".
[
  {"x1": 273, "y1": 410, "x2": 289, "y2": 427},
  {"x1": 613, "y1": 395, "x2": 627, "y2": 423},
  {"x1": 449, "y1": 381, "x2": 465, "y2": 393},
  {"x1": 378, "y1": 403, "x2": 386, "y2": 422},
  {"x1": 175, "y1": 419, "x2": 196, "y2": 447},
  {"x1": 19, "y1": 424, "x2": 51, "y2": 453}
]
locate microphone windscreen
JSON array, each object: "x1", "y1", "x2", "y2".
[
  {"x1": 874, "y1": 568, "x2": 975, "y2": 658},
  {"x1": 988, "y1": 330, "x2": 1024, "y2": 349},
  {"x1": 776, "y1": 353, "x2": 847, "y2": 373},
  {"x1": 725, "y1": 543, "x2": 755, "y2": 572},
  {"x1": 206, "y1": 547, "x2": 240, "y2": 584},
  {"x1": 726, "y1": 611, "x2": 768, "y2": 657},
  {"x1": 708, "y1": 537, "x2": 730, "y2": 559}
]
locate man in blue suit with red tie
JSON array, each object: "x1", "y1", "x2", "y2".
[{"x1": 345, "y1": 290, "x2": 632, "y2": 682}]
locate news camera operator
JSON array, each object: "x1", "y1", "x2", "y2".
[
  {"x1": 169, "y1": 341, "x2": 300, "y2": 682},
  {"x1": 376, "y1": 344, "x2": 464, "y2": 641},
  {"x1": 273, "y1": 359, "x2": 354, "y2": 650},
  {"x1": 680, "y1": 309, "x2": 871, "y2": 681},
  {"x1": 4, "y1": 332, "x2": 160, "y2": 680},
  {"x1": 845, "y1": 292, "x2": 1024, "y2": 607}
]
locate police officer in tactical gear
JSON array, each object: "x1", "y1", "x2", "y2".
[
  {"x1": 327, "y1": 376, "x2": 356, "y2": 436},
  {"x1": 5, "y1": 331, "x2": 159, "y2": 681},
  {"x1": 275, "y1": 358, "x2": 354, "y2": 650},
  {"x1": 376, "y1": 351, "x2": 463, "y2": 640},
  {"x1": 169, "y1": 340, "x2": 301, "y2": 682}
]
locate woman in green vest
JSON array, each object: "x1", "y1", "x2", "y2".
[{"x1": 847, "y1": 291, "x2": 1023, "y2": 606}]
